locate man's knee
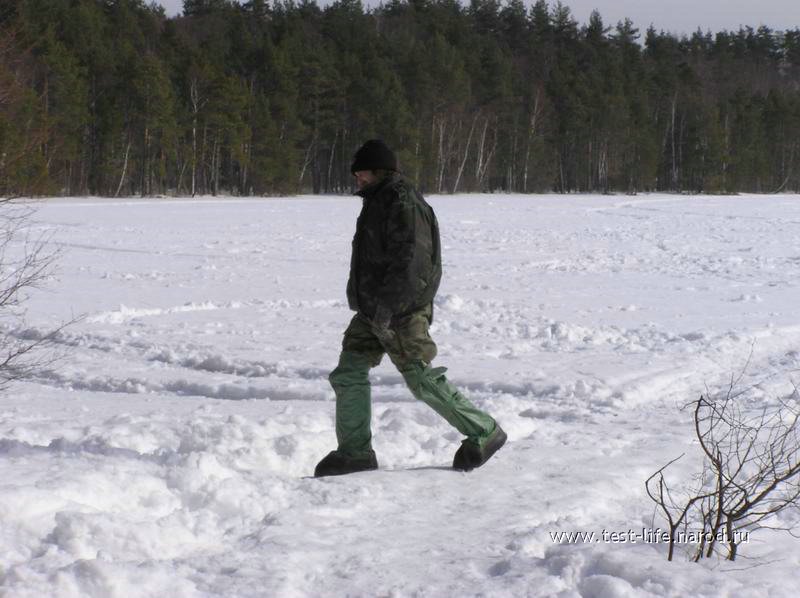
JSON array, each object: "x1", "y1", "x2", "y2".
[
  {"x1": 329, "y1": 351, "x2": 374, "y2": 389},
  {"x1": 389, "y1": 311, "x2": 438, "y2": 365},
  {"x1": 398, "y1": 361, "x2": 421, "y2": 391},
  {"x1": 398, "y1": 360, "x2": 443, "y2": 394}
]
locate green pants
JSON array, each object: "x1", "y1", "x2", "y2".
[{"x1": 329, "y1": 305, "x2": 496, "y2": 456}]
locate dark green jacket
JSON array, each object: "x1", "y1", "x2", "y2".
[{"x1": 346, "y1": 173, "x2": 442, "y2": 320}]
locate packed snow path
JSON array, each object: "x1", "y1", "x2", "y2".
[{"x1": 2, "y1": 194, "x2": 800, "y2": 597}]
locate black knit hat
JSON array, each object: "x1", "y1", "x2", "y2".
[{"x1": 350, "y1": 139, "x2": 398, "y2": 174}]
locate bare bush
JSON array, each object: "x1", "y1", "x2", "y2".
[
  {"x1": 646, "y1": 380, "x2": 800, "y2": 562},
  {"x1": 0, "y1": 199, "x2": 67, "y2": 389}
]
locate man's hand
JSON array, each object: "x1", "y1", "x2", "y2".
[
  {"x1": 371, "y1": 304, "x2": 397, "y2": 347},
  {"x1": 372, "y1": 304, "x2": 392, "y2": 331}
]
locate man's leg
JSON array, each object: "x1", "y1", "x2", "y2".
[
  {"x1": 386, "y1": 306, "x2": 500, "y2": 453},
  {"x1": 315, "y1": 314, "x2": 384, "y2": 476},
  {"x1": 330, "y1": 349, "x2": 378, "y2": 456},
  {"x1": 399, "y1": 361, "x2": 497, "y2": 442}
]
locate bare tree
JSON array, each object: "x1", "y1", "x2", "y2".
[
  {"x1": 646, "y1": 380, "x2": 800, "y2": 562},
  {"x1": 0, "y1": 199, "x2": 68, "y2": 389}
]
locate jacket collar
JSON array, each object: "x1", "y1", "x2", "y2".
[{"x1": 354, "y1": 171, "x2": 400, "y2": 199}]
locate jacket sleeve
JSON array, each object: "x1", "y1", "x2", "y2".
[{"x1": 375, "y1": 188, "x2": 418, "y2": 314}]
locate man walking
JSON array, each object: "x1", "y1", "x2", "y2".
[{"x1": 314, "y1": 139, "x2": 506, "y2": 477}]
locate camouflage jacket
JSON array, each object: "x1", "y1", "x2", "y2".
[{"x1": 346, "y1": 173, "x2": 442, "y2": 321}]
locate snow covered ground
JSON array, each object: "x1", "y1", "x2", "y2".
[{"x1": 2, "y1": 193, "x2": 800, "y2": 597}]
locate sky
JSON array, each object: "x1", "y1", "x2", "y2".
[{"x1": 156, "y1": 0, "x2": 800, "y2": 35}]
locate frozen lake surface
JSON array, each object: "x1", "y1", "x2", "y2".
[{"x1": 2, "y1": 193, "x2": 800, "y2": 597}]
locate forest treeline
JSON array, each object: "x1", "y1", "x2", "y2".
[{"x1": 1, "y1": 0, "x2": 800, "y2": 197}]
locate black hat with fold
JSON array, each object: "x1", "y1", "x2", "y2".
[{"x1": 350, "y1": 139, "x2": 398, "y2": 174}]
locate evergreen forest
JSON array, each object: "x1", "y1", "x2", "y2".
[{"x1": 2, "y1": 0, "x2": 800, "y2": 197}]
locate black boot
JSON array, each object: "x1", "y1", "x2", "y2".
[
  {"x1": 453, "y1": 424, "x2": 507, "y2": 472},
  {"x1": 314, "y1": 450, "x2": 378, "y2": 477}
]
